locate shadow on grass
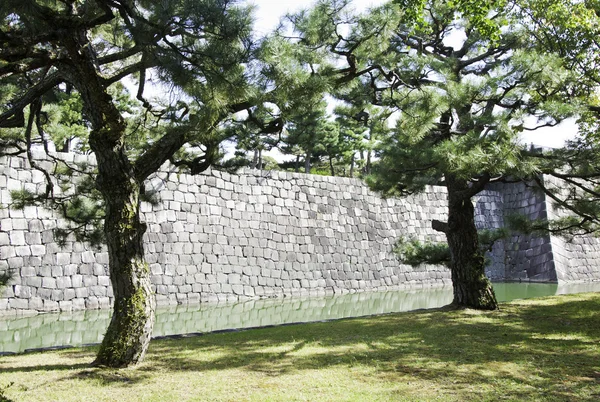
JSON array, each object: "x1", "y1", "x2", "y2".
[
  {"x1": 0, "y1": 347, "x2": 151, "y2": 387},
  {"x1": 68, "y1": 369, "x2": 151, "y2": 386},
  {"x1": 140, "y1": 293, "x2": 600, "y2": 400},
  {"x1": 0, "y1": 362, "x2": 91, "y2": 374}
]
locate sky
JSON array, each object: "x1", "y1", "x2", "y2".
[
  {"x1": 249, "y1": 0, "x2": 578, "y2": 149},
  {"x1": 251, "y1": 0, "x2": 386, "y2": 35}
]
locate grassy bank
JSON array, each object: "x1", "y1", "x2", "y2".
[{"x1": 1, "y1": 292, "x2": 599, "y2": 402}]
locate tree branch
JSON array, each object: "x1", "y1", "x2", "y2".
[
  {"x1": 0, "y1": 73, "x2": 63, "y2": 128},
  {"x1": 432, "y1": 220, "x2": 449, "y2": 234}
]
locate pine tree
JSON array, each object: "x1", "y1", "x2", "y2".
[
  {"x1": 282, "y1": 99, "x2": 339, "y2": 174},
  {"x1": 0, "y1": 0, "x2": 314, "y2": 367},
  {"x1": 292, "y1": 0, "x2": 585, "y2": 309},
  {"x1": 509, "y1": 0, "x2": 600, "y2": 235}
]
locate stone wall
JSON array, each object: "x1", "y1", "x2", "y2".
[
  {"x1": 474, "y1": 188, "x2": 506, "y2": 280},
  {"x1": 543, "y1": 176, "x2": 600, "y2": 282},
  {"x1": 1, "y1": 152, "x2": 452, "y2": 314},
  {"x1": 491, "y1": 181, "x2": 557, "y2": 281},
  {"x1": 1, "y1": 152, "x2": 600, "y2": 314}
]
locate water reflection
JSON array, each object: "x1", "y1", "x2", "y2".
[{"x1": 1, "y1": 282, "x2": 599, "y2": 354}]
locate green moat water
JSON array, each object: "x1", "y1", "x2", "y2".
[{"x1": 1, "y1": 282, "x2": 600, "y2": 354}]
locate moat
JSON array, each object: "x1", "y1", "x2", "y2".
[{"x1": 2, "y1": 281, "x2": 600, "y2": 354}]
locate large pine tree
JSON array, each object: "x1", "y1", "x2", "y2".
[
  {"x1": 291, "y1": 0, "x2": 585, "y2": 309},
  {"x1": 0, "y1": 0, "x2": 323, "y2": 367}
]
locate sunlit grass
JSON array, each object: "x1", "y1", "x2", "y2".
[{"x1": 1, "y1": 292, "x2": 599, "y2": 401}]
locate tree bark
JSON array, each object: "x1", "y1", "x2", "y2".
[
  {"x1": 329, "y1": 155, "x2": 335, "y2": 176},
  {"x1": 251, "y1": 149, "x2": 258, "y2": 169},
  {"x1": 304, "y1": 150, "x2": 311, "y2": 174},
  {"x1": 91, "y1": 128, "x2": 155, "y2": 367},
  {"x1": 59, "y1": 28, "x2": 156, "y2": 367},
  {"x1": 444, "y1": 176, "x2": 498, "y2": 310}
]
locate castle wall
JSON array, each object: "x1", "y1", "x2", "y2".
[
  {"x1": 1, "y1": 152, "x2": 451, "y2": 314},
  {"x1": 1, "y1": 152, "x2": 599, "y2": 314}
]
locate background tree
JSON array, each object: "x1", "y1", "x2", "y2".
[
  {"x1": 281, "y1": 99, "x2": 338, "y2": 174},
  {"x1": 222, "y1": 104, "x2": 285, "y2": 170},
  {"x1": 334, "y1": 105, "x2": 392, "y2": 176},
  {"x1": 508, "y1": 0, "x2": 600, "y2": 236}
]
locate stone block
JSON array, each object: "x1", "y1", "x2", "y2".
[
  {"x1": 42, "y1": 277, "x2": 56, "y2": 289},
  {"x1": 36, "y1": 287, "x2": 51, "y2": 299},
  {"x1": 86, "y1": 297, "x2": 99, "y2": 309},
  {"x1": 72, "y1": 298, "x2": 86, "y2": 310},
  {"x1": 56, "y1": 276, "x2": 72, "y2": 289},
  {"x1": 30, "y1": 245, "x2": 46, "y2": 256},
  {"x1": 93, "y1": 264, "x2": 106, "y2": 276},
  {"x1": 29, "y1": 297, "x2": 43, "y2": 310},
  {"x1": 96, "y1": 252, "x2": 109, "y2": 264},
  {"x1": 70, "y1": 274, "x2": 83, "y2": 288},
  {"x1": 82, "y1": 250, "x2": 96, "y2": 263},
  {"x1": 14, "y1": 285, "x2": 31, "y2": 298},
  {"x1": 61, "y1": 264, "x2": 77, "y2": 276},
  {"x1": 26, "y1": 276, "x2": 42, "y2": 287},
  {"x1": 243, "y1": 286, "x2": 255, "y2": 297},
  {"x1": 59, "y1": 301, "x2": 73, "y2": 312},
  {"x1": 56, "y1": 253, "x2": 71, "y2": 265},
  {"x1": 49, "y1": 266, "x2": 63, "y2": 277},
  {"x1": 42, "y1": 299, "x2": 60, "y2": 311},
  {"x1": 9, "y1": 231, "x2": 25, "y2": 246},
  {"x1": 63, "y1": 288, "x2": 76, "y2": 301},
  {"x1": 231, "y1": 284, "x2": 244, "y2": 295},
  {"x1": 20, "y1": 266, "x2": 36, "y2": 277},
  {"x1": 52, "y1": 289, "x2": 64, "y2": 301},
  {"x1": 10, "y1": 298, "x2": 29, "y2": 309},
  {"x1": 90, "y1": 286, "x2": 106, "y2": 297},
  {"x1": 228, "y1": 273, "x2": 241, "y2": 285},
  {"x1": 12, "y1": 219, "x2": 28, "y2": 230},
  {"x1": 83, "y1": 275, "x2": 97, "y2": 286}
]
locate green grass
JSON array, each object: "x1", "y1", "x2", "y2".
[{"x1": 1, "y1": 292, "x2": 599, "y2": 401}]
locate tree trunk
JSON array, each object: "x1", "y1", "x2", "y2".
[
  {"x1": 304, "y1": 150, "x2": 311, "y2": 174},
  {"x1": 329, "y1": 155, "x2": 335, "y2": 176},
  {"x1": 91, "y1": 148, "x2": 155, "y2": 367},
  {"x1": 444, "y1": 178, "x2": 498, "y2": 310},
  {"x1": 59, "y1": 24, "x2": 156, "y2": 368},
  {"x1": 251, "y1": 149, "x2": 258, "y2": 169},
  {"x1": 87, "y1": 106, "x2": 155, "y2": 368}
]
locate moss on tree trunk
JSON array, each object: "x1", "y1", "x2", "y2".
[
  {"x1": 89, "y1": 115, "x2": 156, "y2": 367},
  {"x1": 92, "y1": 169, "x2": 155, "y2": 367}
]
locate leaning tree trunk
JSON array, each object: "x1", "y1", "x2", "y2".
[
  {"x1": 443, "y1": 178, "x2": 498, "y2": 310},
  {"x1": 88, "y1": 113, "x2": 155, "y2": 368},
  {"x1": 61, "y1": 28, "x2": 156, "y2": 367},
  {"x1": 90, "y1": 130, "x2": 155, "y2": 367},
  {"x1": 93, "y1": 168, "x2": 155, "y2": 367}
]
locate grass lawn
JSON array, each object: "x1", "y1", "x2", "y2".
[{"x1": 1, "y1": 292, "x2": 599, "y2": 402}]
